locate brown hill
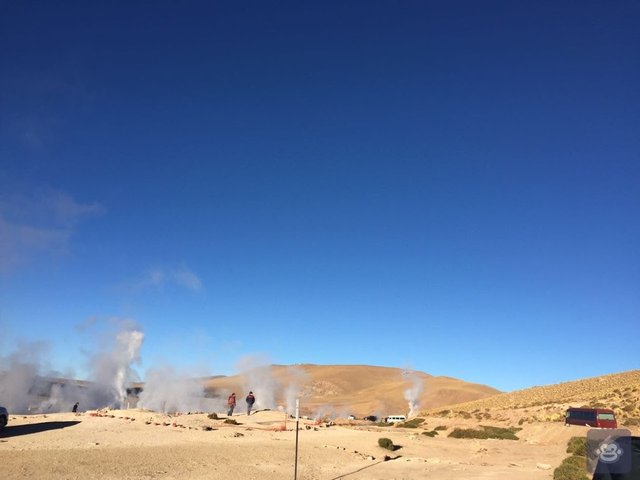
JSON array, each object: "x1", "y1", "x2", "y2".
[
  {"x1": 427, "y1": 369, "x2": 640, "y2": 427},
  {"x1": 203, "y1": 364, "x2": 499, "y2": 418}
]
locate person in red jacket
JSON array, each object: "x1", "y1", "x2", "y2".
[
  {"x1": 227, "y1": 393, "x2": 236, "y2": 416},
  {"x1": 246, "y1": 391, "x2": 255, "y2": 415}
]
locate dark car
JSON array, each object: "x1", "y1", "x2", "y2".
[
  {"x1": 363, "y1": 415, "x2": 378, "y2": 422},
  {"x1": 0, "y1": 406, "x2": 8, "y2": 429}
]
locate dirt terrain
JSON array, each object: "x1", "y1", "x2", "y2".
[{"x1": 3, "y1": 408, "x2": 624, "y2": 480}]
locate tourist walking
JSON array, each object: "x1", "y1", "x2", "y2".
[
  {"x1": 246, "y1": 391, "x2": 255, "y2": 415},
  {"x1": 227, "y1": 393, "x2": 236, "y2": 416}
]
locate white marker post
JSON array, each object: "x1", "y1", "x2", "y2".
[{"x1": 294, "y1": 398, "x2": 300, "y2": 480}]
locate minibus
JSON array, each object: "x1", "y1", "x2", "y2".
[
  {"x1": 385, "y1": 415, "x2": 407, "y2": 423},
  {"x1": 565, "y1": 408, "x2": 617, "y2": 428}
]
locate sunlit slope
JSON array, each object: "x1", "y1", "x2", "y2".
[
  {"x1": 204, "y1": 364, "x2": 499, "y2": 417},
  {"x1": 428, "y1": 369, "x2": 640, "y2": 425}
]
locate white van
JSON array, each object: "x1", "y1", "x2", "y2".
[{"x1": 385, "y1": 415, "x2": 406, "y2": 423}]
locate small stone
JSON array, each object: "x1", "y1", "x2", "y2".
[{"x1": 537, "y1": 463, "x2": 552, "y2": 470}]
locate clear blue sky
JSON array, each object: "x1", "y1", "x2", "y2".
[{"x1": 1, "y1": 1, "x2": 638, "y2": 392}]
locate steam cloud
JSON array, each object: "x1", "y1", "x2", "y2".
[
  {"x1": 137, "y1": 366, "x2": 213, "y2": 413},
  {"x1": 403, "y1": 369, "x2": 424, "y2": 417},
  {"x1": 236, "y1": 355, "x2": 278, "y2": 411},
  {"x1": 284, "y1": 365, "x2": 308, "y2": 415},
  {"x1": 0, "y1": 324, "x2": 144, "y2": 413}
]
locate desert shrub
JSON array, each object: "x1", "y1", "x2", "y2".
[
  {"x1": 448, "y1": 426, "x2": 520, "y2": 440},
  {"x1": 518, "y1": 418, "x2": 526, "y2": 425},
  {"x1": 208, "y1": 413, "x2": 219, "y2": 420},
  {"x1": 437, "y1": 409, "x2": 451, "y2": 416},
  {"x1": 399, "y1": 418, "x2": 425, "y2": 428},
  {"x1": 482, "y1": 426, "x2": 520, "y2": 439},
  {"x1": 623, "y1": 417, "x2": 640, "y2": 426},
  {"x1": 378, "y1": 437, "x2": 395, "y2": 450},
  {"x1": 622, "y1": 404, "x2": 635, "y2": 412},
  {"x1": 459, "y1": 411, "x2": 472, "y2": 419},
  {"x1": 434, "y1": 425, "x2": 447, "y2": 431},
  {"x1": 224, "y1": 418, "x2": 239, "y2": 425},
  {"x1": 566, "y1": 437, "x2": 587, "y2": 456},
  {"x1": 555, "y1": 436, "x2": 588, "y2": 480},
  {"x1": 375, "y1": 421, "x2": 393, "y2": 427},
  {"x1": 553, "y1": 459, "x2": 588, "y2": 480},
  {"x1": 422, "y1": 430, "x2": 438, "y2": 437}
]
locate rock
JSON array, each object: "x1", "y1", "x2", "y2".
[
  {"x1": 233, "y1": 432, "x2": 244, "y2": 437},
  {"x1": 509, "y1": 462, "x2": 522, "y2": 467},
  {"x1": 537, "y1": 463, "x2": 552, "y2": 470}
]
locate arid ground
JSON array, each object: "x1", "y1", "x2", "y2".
[{"x1": 5, "y1": 408, "x2": 637, "y2": 480}]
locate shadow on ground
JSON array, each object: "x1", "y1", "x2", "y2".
[
  {"x1": 0, "y1": 421, "x2": 81, "y2": 438},
  {"x1": 329, "y1": 455, "x2": 403, "y2": 479}
]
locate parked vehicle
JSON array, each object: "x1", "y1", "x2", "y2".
[
  {"x1": 0, "y1": 406, "x2": 8, "y2": 429},
  {"x1": 565, "y1": 407, "x2": 617, "y2": 428},
  {"x1": 363, "y1": 415, "x2": 378, "y2": 422},
  {"x1": 385, "y1": 415, "x2": 407, "y2": 423}
]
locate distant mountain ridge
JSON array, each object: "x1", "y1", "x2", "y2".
[{"x1": 203, "y1": 364, "x2": 500, "y2": 417}]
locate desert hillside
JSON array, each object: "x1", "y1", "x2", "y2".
[
  {"x1": 427, "y1": 369, "x2": 640, "y2": 427},
  {"x1": 203, "y1": 364, "x2": 500, "y2": 418}
]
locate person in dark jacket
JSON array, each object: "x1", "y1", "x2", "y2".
[
  {"x1": 246, "y1": 391, "x2": 255, "y2": 415},
  {"x1": 72, "y1": 402, "x2": 79, "y2": 413}
]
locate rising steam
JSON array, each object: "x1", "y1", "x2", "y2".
[
  {"x1": 402, "y1": 369, "x2": 424, "y2": 417},
  {"x1": 236, "y1": 354, "x2": 278, "y2": 410},
  {"x1": 0, "y1": 324, "x2": 144, "y2": 413},
  {"x1": 137, "y1": 366, "x2": 216, "y2": 413}
]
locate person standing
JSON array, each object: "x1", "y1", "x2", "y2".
[
  {"x1": 72, "y1": 402, "x2": 79, "y2": 413},
  {"x1": 246, "y1": 391, "x2": 255, "y2": 415},
  {"x1": 227, "y1": 393, "x2": 236, "y2": 416}
]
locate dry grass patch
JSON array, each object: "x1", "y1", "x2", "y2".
[{"x1": 448, "y1": 425, "x2": 521, "y2": 440}]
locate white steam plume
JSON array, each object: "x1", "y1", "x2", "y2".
[
  {"x1": 402, "y1": 369, "x2": 424, "y2": 417},
  {"x1": 138, "y1": 366, "x2": 213, "y2": 413},
  {"x1": 284, "y1": 365, "x2": 308, "y2": 415},
  {"x1": 236, "y1": 355, "x2": 279, "y2": 411},
  {"x1": 0, "y1": 324, "x2": 143, "y2": 413},
  {"x1": 86, "y1": 327, "x2": 143, "y2": 408}
]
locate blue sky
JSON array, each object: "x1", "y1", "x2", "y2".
[{"x1": 0, "y1": 1, "x2": 638, "y2": 392}]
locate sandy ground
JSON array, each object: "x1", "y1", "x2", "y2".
[{"x1": 2, "y1": 409, "x2": 635, "y2": 480}]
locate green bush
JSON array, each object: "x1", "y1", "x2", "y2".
[
  {"x1": 378, "y1": 437, "x2": 395, "y2": 450},
  {"x1": 554, "y1": 436, "x2": 589, "y2": 480},
  {"x1": 566, "y1": 436, "x2": 587, "y2": 456},
  {"x1": 398, "y1": 418, "x2": 425, "y2": 428},
  {"x1": 448, "y1": 425, "x2": 520, "y2": 440},
  {"x1": 375, "y1": 421, "x2": 393, "y2": 427},
  {"x1": 553, "y1": 456, "x2": 588, "y2": 480}
]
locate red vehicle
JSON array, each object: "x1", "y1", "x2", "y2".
[{"x1": 565, "y1": 408, "x2": 617, "y2": 428}]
